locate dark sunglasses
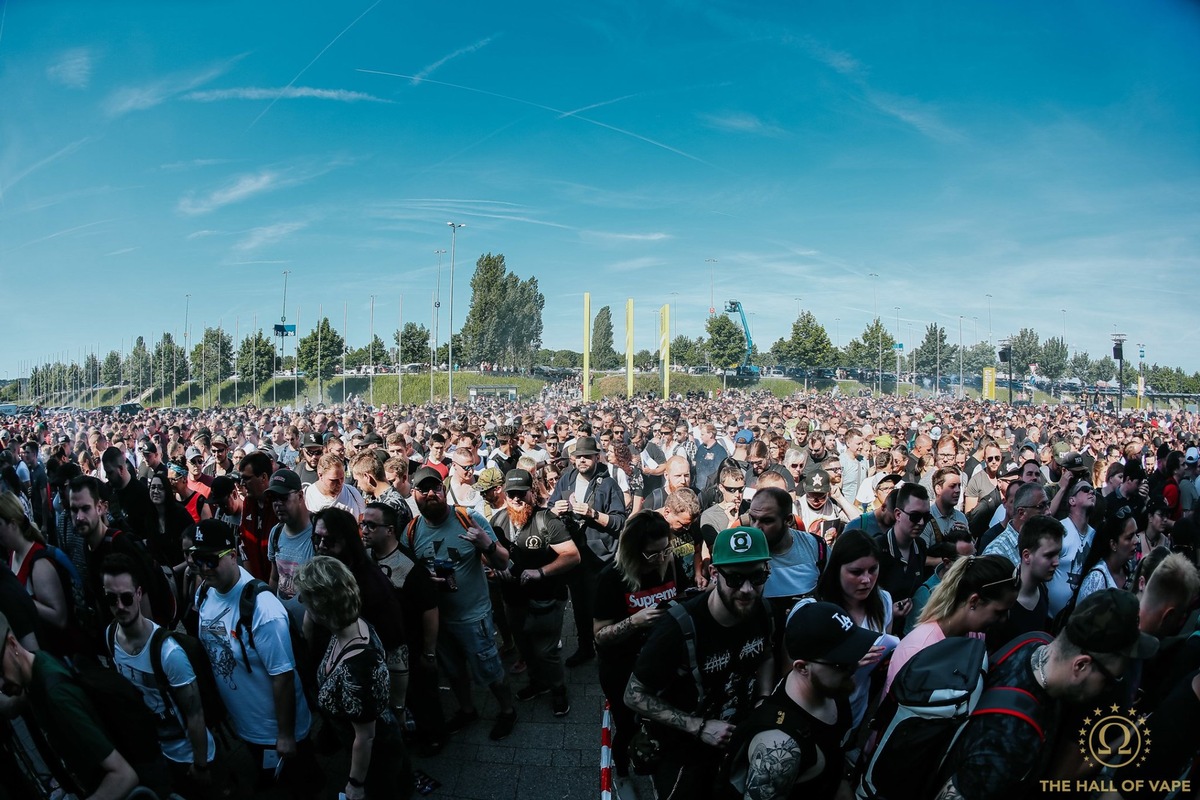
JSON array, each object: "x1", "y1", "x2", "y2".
[
  {"x1": 103, "y1": 590, "x2": 137, "y2": 608},
  {"x1": 899, "y1": 508, "x2": 931, "y2": 525},
  {"x1": 1084, "y1": 651, "x2": 1125, "y2": 687},
  {"x1": 809, "y1": 659, "x2": 858, "y2": 673},
  {"x1": 191, "y1": 548, "x2": 234, "y2": 569},
  {"x1": 717, "y1": 568, "x2": 769, "y2": 589}
]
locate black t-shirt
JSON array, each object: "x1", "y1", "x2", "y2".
[
  {"x1": 593, "y1": 560, "x2": 682, "y2": 667},
  {"x1": 986, "y1": 585, "x2": 1049, "y2": 655},
  {"x1": 0, "y1": 562, "x2": 39, "y2": 642},
  {"x1": 874, "y1": 530, "x2": 927, "y2": 604},
  {"x1": 1114, "y1": 668, "x2": 1200, "y2": 800},
  {"x1": 296, "y1": 462, "x2": 319, "y2": 488},
  {"x1": 941, "y1": 640, "x2": 1058, "y2": 800},
  {"x1": 633, "y1": 591, "x2": 772, "y2": 750},
  {"x1": 490, "y1": 508, "x2": 572, "y2": 602}
]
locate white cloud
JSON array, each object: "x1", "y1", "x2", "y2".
[
  {"x1": 699, "y1": 112, "x2": 785, "y2": 137},
  {"x1": 865, "y1": 91, "x2": 964, "y2": 143},
  {"x1": 584, "y1": 231, "x2": 672, "y2": 242},
  {"x1": 177, "y1": 170, "x2": 280, "y2": 216},
  {"x1": 183, "y1": 86, "x2": 390, "y2": 103},
  {"x1": 233, "y1": 221, "x2": 307, "y2": 252},
  {"x1": 104, "y1": 56, "x2": 244, "y2": 117},
  {"x1": 47, "y1": 48, "x2": 93, "y2": 89},
  {"x1": 792, "y1": 36, "x2": 862, "y2": 77},
  {"x1": 411, "y1": 36, "x2": 495, "y2": 85}
]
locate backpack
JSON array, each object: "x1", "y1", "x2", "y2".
[
  {"x1": 105, "y1": 622, "x2": 229, "y2": 733},
  {"x1": 198, "y1": 578, "x2": 317, "y2": 707},
  {"x1": 25, "y1": 543, "x2": 95, "y2": 629},
  {"x1": 51, "y1": 654, "x2": 162, "y2": 770},
  {"x1": 402, "y1": 505, "x2": 476, "y2": 558},
  {"x1": 103, "y1": 529, "x2": 178, "y2": 627},
  {"x1": 854, "y1": 632, "x2": 1052, "y2": 800}
]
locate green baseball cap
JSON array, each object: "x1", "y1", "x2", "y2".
[{"x1": 712, "y1": 526, "x2": 769, "y2": 567}]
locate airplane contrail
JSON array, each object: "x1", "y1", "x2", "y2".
[{"x1": 250, "y1": 0, "x2": 382, "y2": 129}]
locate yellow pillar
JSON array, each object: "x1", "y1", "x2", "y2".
[{"x1": 661, "y1": 304, "x2": 671, "y2": 398}]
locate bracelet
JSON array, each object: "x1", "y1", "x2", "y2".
[
  {"x1": 537, "y1": 567, "x2": 545, "y2": 579},
  {"x1": 347, "y1": 776, "x2": 365, "y2": 788},
  {"x1": 422, "y1": 652, "x2": 437, "y2": 660},
  {"x1": 484, "y1": 540, "x2": 497, "y2": 556}
]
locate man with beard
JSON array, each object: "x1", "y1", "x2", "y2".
[
  {"x1": 547, "y1": 436, "x2": 627, "y2": 666},
  {"x1": 70, "y1": 474, "x2": 155, "y2": 626},
  {"x1": 489, "y1": 469, "x2": 579, "y2": 716},
  {"x1": 294, "y1": 432, "x2": 323, "y2": 488},
  {"x1": 728, "y1": 602, "x2": 879, "y2": 800},
  {"x1": 625, "y1": 526, "x2": 774, "y2": 800},
  {"x1": 643, "y1": 455, "x2": 691, "y2": 512}
]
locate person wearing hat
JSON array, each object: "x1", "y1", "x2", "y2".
[
  {"x1": 546, "y1": 435, "x2": 628, "y2": 666},
  {"x1": 265, "y1": 468, "x2": 315, "y2": 602},
  {"x1": 295, "y1": 432, "x2": 324, "y2": 487},
  {"x1": 191, "y1": 519, "x2": 319, "y2": 795},
  {"x1": 488, "y1": 469, "x2": 579, "y2": 717},
  {"x1": 798, "y1": 468, "x2": 850, "y2": 533},
  {"x1": 184, "y1": 445, "x2": 213, "y2": 497},
  {"x1": 407, "y1": 465, "x2": 519, "y2": 741},
  {"x1": 474, "y1": 467, "x2": 506, "y2": 515},
  {"x1": 1178, "y1": 446, "x2": 1199, "y2": 520},
  {"x1": 625, "y1": 526, "x2": 774, "y2": 800},
  {"x1": 202, "y1": 434, "x2": 235, "y2": 478},
  {"x1": 727, "y1": 601, "x2": 880, "y2": 800},
  {"x1": 208, "y1": 475, "x2": 243, "y2": 529},
  {"x1": 935, "y1": 589, "x2": 1157, "y2": 800}
]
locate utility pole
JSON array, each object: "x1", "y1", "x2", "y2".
[
  {"x1": 397, "y1": 294, "x2": 403, "y2": 407},
  {"x1": 706, "y1": 259, "x2": 718, "y2": 316},
  {"x1": 369, "y1": 295, "x2": 376, "y2": 408},
  {"x1": 447, "y1": 222, "x2": 465, "y2": 404},
  {"x1": 184, "y1": 295, "x2": 191, "y2": 408},
  {"x1": 433, "y1": 249, "x2": 445, "y2": 400}
]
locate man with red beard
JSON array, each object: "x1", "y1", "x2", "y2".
[
  {"x1": 488, "y1": 469, "x2": 580, "y2": 716},
  {"x1": 727, "y1": 601, "x2": 879, "y2": 800},
  {"x1": 625, "y1": 526, "x2": 774, "y2": 800}
]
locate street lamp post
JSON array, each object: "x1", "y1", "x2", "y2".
[
  {"x1": 369, "y1": 295, "x2": 376, "y2": 408},
  {"x1": 794, "y1": 296, "x2": 803, "y2": 318},
  {"x1": 669, "y1": 291, "x2": 679, "y2": 369},
  {"x1": 433, "y1": 249, "x2": 445, "y2": 397},
  {"x1": 447, "y1": 223, "x2": 465, "y2": 404},
  {"x1": 706, "y1": 259, "x2": 718, "y2": 316},
  {"x1": 986, "y1": 294, "x2": 993, "y2": 345},
  {"x1": 958, "y1": 315, "x2": 964, "y2": 399},
  {"x1": 868, "y1": 273, "x2": 880, "y2": 394},
  {"x1": 893, "y1": 306, "x2": 900, "y2": 394},
  {"x1": 184, "y1": 294, "x2": 191, "y2": 408}
]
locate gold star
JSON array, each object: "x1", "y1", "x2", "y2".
[
  {"x1": 1093, "y1": 708, "x2": 1103, "y2": 716},
  {"x1": 1138, "y1": 716, "x2": 1148, "y2": 727},
  {"x1": 1110, "y1": 703, "x2": 1121, "y2": 712},
  {"x1": 1083, "y1": 718, "x2": 1092, "y2": 726},
  {"x1": 1127, "y1": 708, "x2": 1137, "y2": 717}
]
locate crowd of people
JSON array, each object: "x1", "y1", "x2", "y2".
[{"x1": 0, "y1": 385, "x2": 1198, "y2": 800}]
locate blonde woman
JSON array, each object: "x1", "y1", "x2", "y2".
[{"x1": 0, "y1": 492, "x2": 75, "y2": 654}]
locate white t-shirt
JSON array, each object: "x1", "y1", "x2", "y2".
[
  {"x1": 1051, "y1": 516, "x2": 1094, "y2": 616},
  {"x1": 111, "y1": 621, "x2": 217, "y2": 764},
  {"x1": 197, "y1": 567, "x2": 312, "y2": 745},
  {"x1": 304, "y1": 482, "x2": 365, "y2": 518}
]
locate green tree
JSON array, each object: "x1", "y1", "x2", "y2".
[
  {"x1": 1068, "y1": 351, "x2": 1092, "y2": 384},
  {"x1": 297, "y1": 318, "x2": 345, "y2": 385},
  {"x1": 395, "y1": 323, "x2": 431, "y2": 364},
  {"x1": 458, "y1": 253, "x2": 545, "y2": 368},
  {"x1": 841, "y1": 318, "x2": 895, "y2": 370},
  {"x1": 101, "y1": 350, "x2": 123, "y2": 386},
  {"x1": 670, "y1": 335, "x2": 705, "y2": 368},
  {"x1": 706, "y1": 313, "x2": 745, "y2": 370},
  {"x1": 961, "y1": 341, "x2": 997, "y2": 378},
  {"x1": 634, "y1": 349, "x2": 656, "y2": 369},
  {"x1": 124, "y1": 337, "x2": 151, "y2": 392},
  {"x1": 83, "y1": 353, "x2": 100, "y2": 390},
  {"x1": 552, "y1": 349, "x2": 582, "y2": 368},
  {"x1": 1038, "y1": 337, "x2": 1068, "y2": 382},
  {"x1": 190, "y1": 327, "x2": 234, "y2": 389},
  {"x1": 236, "y1": 331, "x2": 275, "y2": 390},
  {"x1": 912, "y1": 324, "x2": 957, "y2": 376},
  {"x1": 1090, "y1": 355, "x2": 1117, "y2": 386},
  {"x1": 151, "y1": 333, "x2": 189, "y2": 397},
  {"x1": 1003, "y1": 327, "x2": 1041, "y2": 377},
  {"x1": 591, "y1": 306, "x2": 620, "y2": 369},
  {"x1": 774, "y1": 311, "x2": 836, "y2": 369},
  {"x1": 435, "y1": 334, "x2": 463, "y2": 368}
]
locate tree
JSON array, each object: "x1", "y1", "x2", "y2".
[
  {"x1": 706, "y1": 314, "x2": 745, "y2": 370},
  {"x1": 1003, "y1": 328, "x2": 1041, "y2": 378},
  {"x1": 552, "y1": 349, "x2": 582, "y2": 368},
  {"x1": 395, "y1": 323, "x2": 431, "y2": 364},
  {"x1": 670, "y1": 335, "x2": 705, "y2": 368},
  {"x1": 591, "y1": 306, "x2": 620, "y2": 369},
  {"x1": 101, "y1": 350, "x2": 123, "y2": 386},
  {"x1": 774, "y1": 311, "x2": 836, "y2": 369},
  {"x1": 961, "y1": 342, "x2": 997, "y2": 378},
  {"x1": 151, "y1": 333, "x2": 189, "y2": 398},
  {"x1": 1068, "y1": 351, "x2": 1092, "y2": 384},
  {"x1": 236, "y1": 331, "x2": 275, "y2": 391},
  {"x1": 190, "y1": 327, "x2": 234, "y2": 389},
  {"x1": 1089, "y1": 355, "x2": 1117, "y2": 386},
  {"x1": 83, "y1": 353, "x2": 100, "y2": 390},
  {"x1": 124, "y1": 337, "x2": 151, "y2": 392},
  {"x1": 1038, "y1": 337, "x2": 1068, "y2": 382},
  {"x1": 911, "y1": 324, "x2": 957, "y2": 377},
  {"x1": 634, "y1": 349, "x2": 656, "y2": 369},
  {"x1": 458, "y1": 253, "x2": 545, "y2": 368},
  {"x1": 435, "y1": 334, "x2": 463, "y2": 368},
  {"x1": 841, "y1": 318, "x2": 895, "y2": 370},
  {"x1": 297, "y1": 318, "x2": 345, "y2": 384}
]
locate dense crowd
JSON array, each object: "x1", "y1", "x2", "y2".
[{"x1": 1, "y1": 387, "x2": 1198, "y2": 800}]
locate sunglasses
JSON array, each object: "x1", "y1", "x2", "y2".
[
  {"x1": 717, "y1": 568, "x2": 770, "y2": 589},
  {"x1": 359, "y1": 520, "x2": 389, "y2": 531},
  {"x1": 641, "y1": 545, "x2": 673, "y2": 562},
  {"x1": 722, "y1": 484, "x2": 745, "y2": 494},
  {"x1": 978, "y1": 563, "x2": 1021, "y2": 592},
  {"x1": 898, "y1": 508, "x2": 931, "y2": 526},
  {"x1": 103, "y1": 590, "x2": 138, "y2": 608},
  {"x1": 1084, "y1": 652, "x2": 1125, "y2": 687},
  {"x1": 809, "y1": 659, "x2": 858, "y2": 673},
  {"x1": 192, "y1": 548, "x2": 235, "y2": 569}
]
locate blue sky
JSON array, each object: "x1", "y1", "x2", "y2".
[{"x1": 3, "y1": 0, "x2": 1199, "y2": 378}]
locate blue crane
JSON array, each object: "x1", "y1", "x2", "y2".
[{"x1": 724, "y1": 300, "x2": 761, "y2": 378}]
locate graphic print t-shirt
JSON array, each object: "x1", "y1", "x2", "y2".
[
  {"x1": 593, "y1": 560, "x2": 680, "y2": 667},
  {"x1": 266, "y1": 524, "x2": 313, "y2": 600}
]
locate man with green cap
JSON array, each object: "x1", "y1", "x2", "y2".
[{"x1": 624, "y1": 525, "x2": 775, "y2": 800}]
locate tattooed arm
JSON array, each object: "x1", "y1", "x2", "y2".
[
  {"x1": 624, "y1": 673, "x2": 704, "y2": 737},
  {"x1": 744, "y1": 729, "x2": 810, "y2": 800}
]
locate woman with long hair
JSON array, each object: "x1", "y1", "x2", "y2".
[
  {"x1": 148, "y1": 470, "x2": 193, "y2": 572},
  {"x1": 884, "y1": 554, "x2": 1018, "y2": 695},
  {"x1": 592, "y1": 511, "x2": 689, "y2": 792},
  {"x1": 805, "y1": 530, "x2": 895, "y2": 728},
  {"x1": 1077, "y1": 505, "x2": 1136, "y2": 601},
  {"x1": 0, "y1": 493, "x2": 74, "y2": 654},
  {"x1": 295, "y1": 556, "x2": 412, "y2": 800}
]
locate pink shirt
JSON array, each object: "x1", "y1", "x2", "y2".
[{"x1": 883, "y1": 622, "x2": 985, "y2": 696}]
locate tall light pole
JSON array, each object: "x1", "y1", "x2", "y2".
[
  {"x1": 275, "y1": 270, "x2": 290, "y2": 408},
  {"x1": 972, "y1": 316, "x2": 978, "y2": 344},
  {"x1": 834, "y1": 318, "x2": 840, "y2": 350},
  {"x1": 447, "y1": 223, "x2": 465, "y2": 404},
  {"x1": 985, "y1": 294, "x2": 993, "y2": 345},
  {"x1": 184, "y1": 294, "x2": 191, "y2": 408},
  {"x1": 1060, "y1": 308, "x2": 1067, "y2": 350},
  {"x1": 793, "y1": 296, "x2": 803, "y2": 318},
  {"x1": 397, "y1": 294, "x2": 403, "y2": 407},
  {"x1": 893, "y1": 306, "x2": 901, "y2": 393},
  {"x1": 958, "y1": 315, "x2": 964, "y2": 399},
  {"x1": 433, "y1": 249, "x2": 445, "y2": 393},
  {"x1": 868, "y1": 273, "x2": 880, "y2": 394},
  {"x1": 369, "y1": 294, "x2": 376, "y2": 408},
  {"x1": 669, "y1": 291, "x2": 679, "y2": 369},
  {"x1": 706, "y1": 259, "x2": 718, "y2": 316}
]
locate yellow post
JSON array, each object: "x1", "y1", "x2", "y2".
[
  {"x1": 661, "y1": 304, "x2": 671, "y2": 398},
  {"x1": 582, "y1": 293, "x2": 591, "y2": 402},
  {"x1": 626, "y1": 298, "x2": 635, "y2": 398}
]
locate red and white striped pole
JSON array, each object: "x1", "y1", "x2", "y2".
[{"x1": 600, "y1": 700, "x2": 614, "y2": 800}]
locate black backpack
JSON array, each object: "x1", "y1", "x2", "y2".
[
  {"x1": 106, "y1": 623, "x2": 229, "y2": 733},
  {"x1": 52, "y1": 654, "x2": 162, "y2": 769},
  {"x1": 854, "y1": 632, "x2": 1052, "y2": 800}
]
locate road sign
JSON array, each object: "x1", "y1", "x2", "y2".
[
  {"x1": 893, "y1": 342, "x2": 903, "y2": 351},
  {"x1": 273, "y1": 324, "x2": 296, "y2": 336},
  {"x1": 1139, "y1": 348, "x2": 1145, "y2": 359}
]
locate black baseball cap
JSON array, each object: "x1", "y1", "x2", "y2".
[
  {"x1": 301, "y1": 432, "x2": 322, "y2": 450},
  {"x1": 786, "y1": 601, "x2": 879, "y2": 665},
  {"x1": 265, "y1": 468, "x2": 302, "y2": 496},
  {"x1": 209, "y1": 476, "x2": 237, "y2": 503},
  {"x1": 411, "y1": 466, "x2": 444, "y2": 489},
  {"x1": 1065, "y1": 589, "x2": 1158, "y2": 660},
  {"x1": 504, "y1": 469, "x2": 534, "y2": 493},
  {"x1": 189, "y1": 519, "x2": 237, "y2": 554}
]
